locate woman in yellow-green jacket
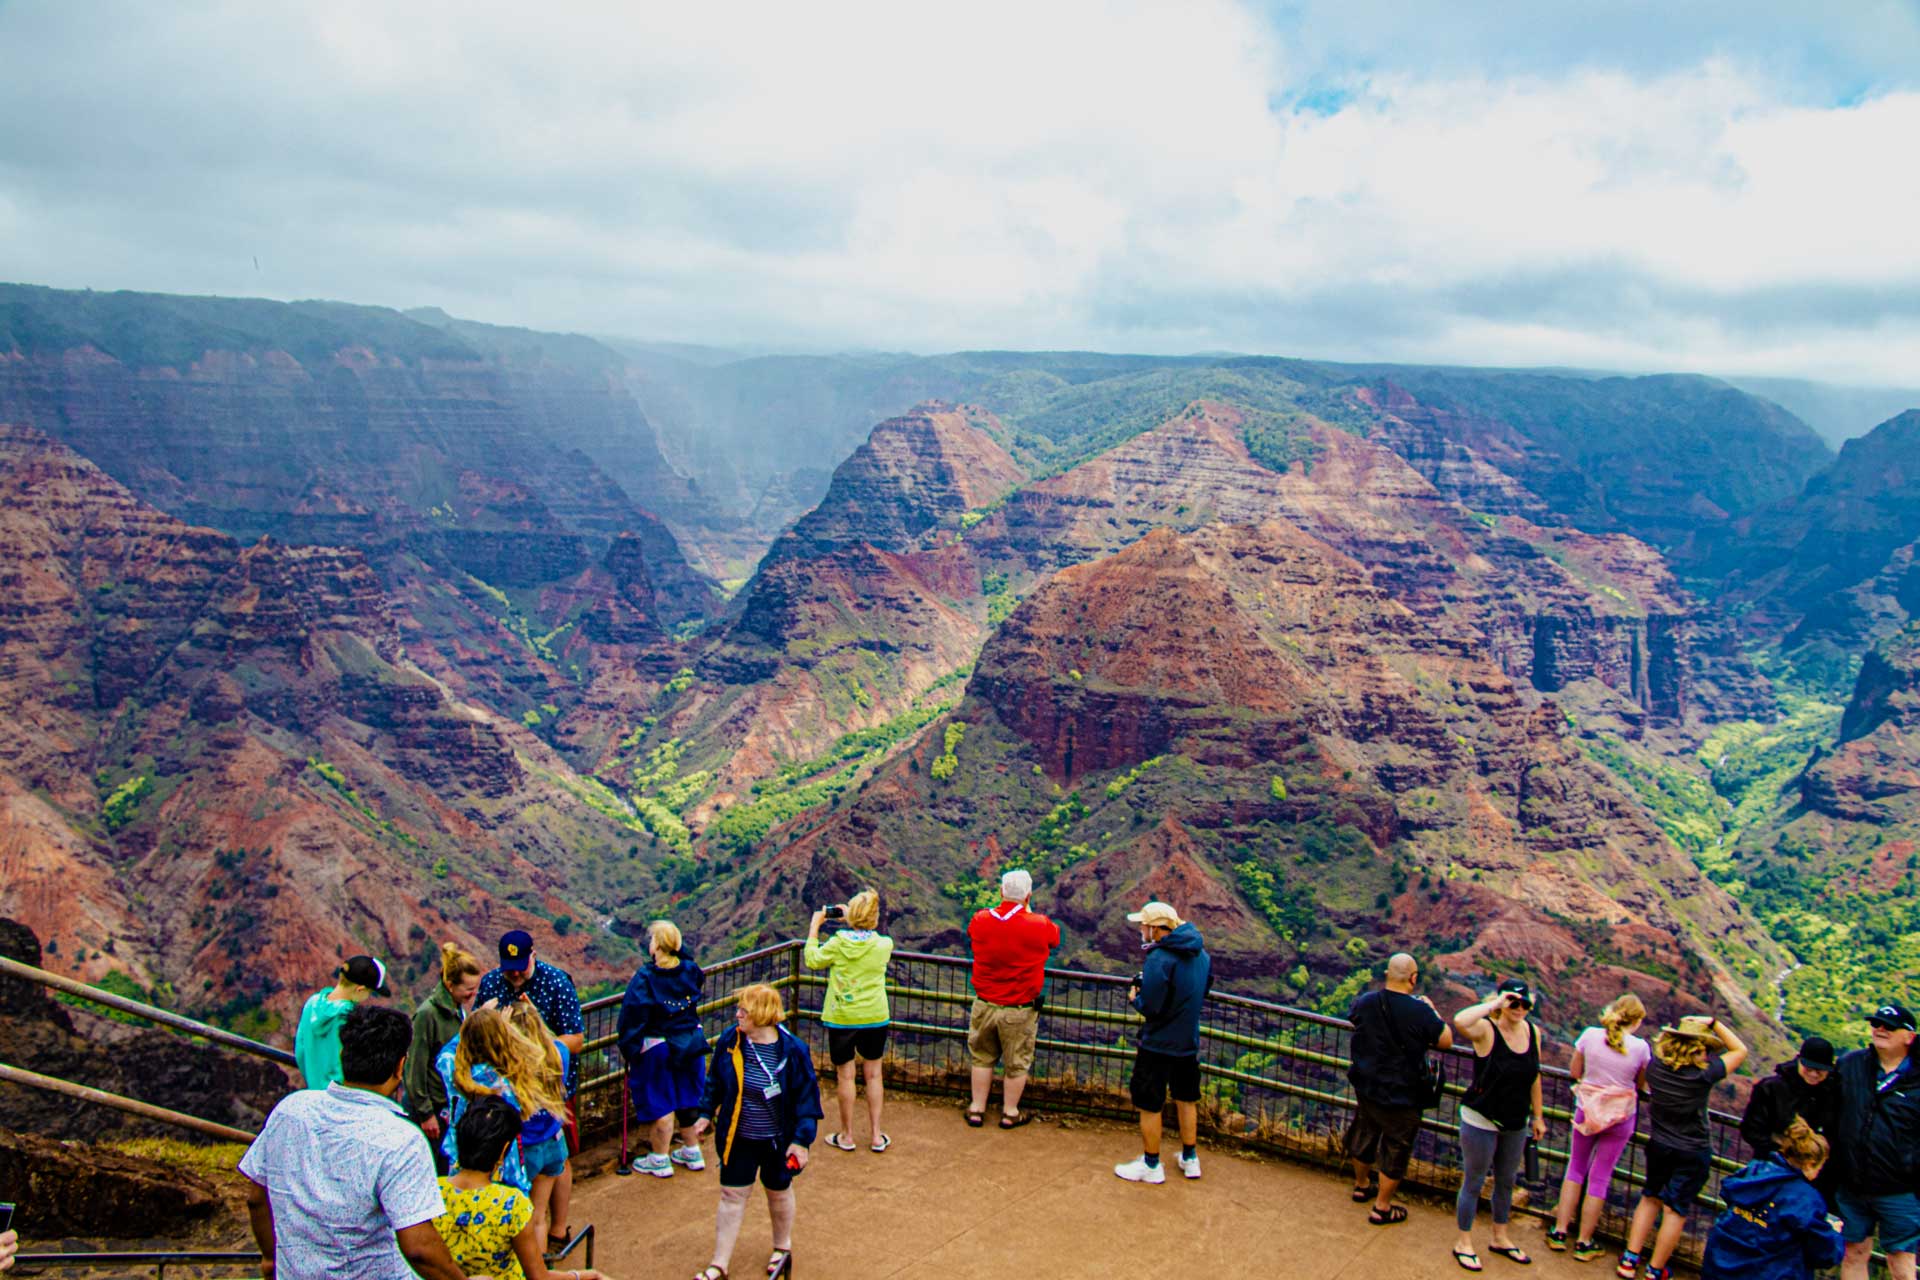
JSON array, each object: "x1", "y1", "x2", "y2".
[{"x1": 804, "y1": 889, "x2": 895, "y2": 1153}]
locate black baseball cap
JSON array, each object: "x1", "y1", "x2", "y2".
[
  {"x1": 1868, "y1": 1002, "x2": 1916, "y2": 1033},
  {"x1": 341, "y1": 955, "x2": 391, "y2": 996},
  {"x1": 1796, "y1": 1036, "x2": 1837, "y2": 1071},
  {"x1": 499, "y1": 929, "x2": 535, "y2": 972},
  {"x1": 1495, "y1": 978, "x2": 1536, "y2": 1009}
]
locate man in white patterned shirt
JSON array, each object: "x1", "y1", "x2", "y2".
[{"x1": 240, "y1": 1004, "x2": 473, "y2": 1280}]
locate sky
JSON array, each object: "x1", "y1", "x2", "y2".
[{"x1": 2, "y1": 1, "x2": 1919, "y2": 382}]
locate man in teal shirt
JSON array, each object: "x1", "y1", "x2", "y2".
[{"x1": 293, "y1": 955, "x2": 390, "y2": 1089}]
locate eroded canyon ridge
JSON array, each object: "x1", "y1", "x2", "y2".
[{"x1": 2, "y1": 283, "x2": 1915, "y2": 1050}]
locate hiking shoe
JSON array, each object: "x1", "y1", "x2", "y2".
[
  {"x1": 1545, "y1": 1228, "x2": 1569, "y2": 1252},
  {"x1": 1573, "y1": 1240, "x2": 1603, "y2": 1262},
  {"x1": 636, "y1": 1152, "x2": 673, "y2": 1178},
  {"x1": 671, "y1": 1145, "x2": 706, "y2": 1171},
  {"x1": 1113, "y1": 1156, "x2": 1166, "y2": 1184},
  {"x1": 1177, "y1": 1153, "x2": 1202, "y2": 1179}
]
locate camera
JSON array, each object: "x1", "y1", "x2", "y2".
[{"x1": 822, "y1": 905, "x2": 845, "y2": 920}]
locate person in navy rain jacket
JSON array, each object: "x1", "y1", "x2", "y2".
[{"x1": 1702, "y1": 1117, "x2": 1846, "y2": 1280}]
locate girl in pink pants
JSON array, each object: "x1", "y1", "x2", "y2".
[{"x1": 1550, "y1": 995, "x2": 1651, "y2": 1260}]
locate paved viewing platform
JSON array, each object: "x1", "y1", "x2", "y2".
[{"x1": 574, "y1": 1093, "x2": 1643, "y2": 1279}]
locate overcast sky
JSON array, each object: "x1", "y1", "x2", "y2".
[{"x1": 3, "y1": 1, "x2": 1918, "y2": 381}]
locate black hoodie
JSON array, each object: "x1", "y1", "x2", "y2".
[{"x1": 1739, "y1": 1059, "x2": 1838, "y2": 1158}]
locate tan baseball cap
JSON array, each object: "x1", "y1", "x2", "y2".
[{"x1": 1126, "y1": 902, "x2": 1183, "y2": 929}]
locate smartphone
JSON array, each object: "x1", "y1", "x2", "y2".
[
  {"x1": 0, "y1": 1201, "x2": 14, "y2": 1233},
  {"x1": 822, "y1": 906, "x2": 845, "y2": 920}
]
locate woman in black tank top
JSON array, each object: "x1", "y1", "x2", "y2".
[{"x1": 1450, "y1": 979, "x2": 1546, "y2": 1271}]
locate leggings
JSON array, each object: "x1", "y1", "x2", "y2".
[
  {"x1": 1564, "y1": 1115, "x2": 1634, "y2": 1201},
  {"x1": 1456, "y1": 1123, "x2": 1528, "y2": 1231}
]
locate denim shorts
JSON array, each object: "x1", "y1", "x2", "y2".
[
  {"x1": 1834, "y1": 1187, "x2": 1920, "y2": 1255},
  {"x1": 521, "y1": 1134, "x2": 569, "y2": 1178}
]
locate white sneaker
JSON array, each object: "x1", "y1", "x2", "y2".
[
  {"x1": 1114, "y1": 1156, "x2": 1166, "y2": 1184},
  {"x1": 1178, "y1": 1153, "x2": 1201, "y2": 1179},
  {"x1": 636, "y1": 1152, "x2": 673, "y2": 1178},
  {"x1": 670, "y1": 1145, "x2": 706, "y2": 1171}
]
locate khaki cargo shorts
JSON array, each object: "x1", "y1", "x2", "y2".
[{"x1": 968, "y1": 998, "x2": 1040, "y2": 1074}]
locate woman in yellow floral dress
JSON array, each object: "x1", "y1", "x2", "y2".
[{"x1": 434, "y1": 1096, "x2": 616, "y2": 1280}]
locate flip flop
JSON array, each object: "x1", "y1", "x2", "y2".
[
  {"x1": 693, "y1": 1268, "x2": 728, "y2": 1280},
  {"x1": 823, "y1": 1132, "x2": 857, "y2": 1152},
  {"x1": 871, "y1": 1132, "x2": 892, "y2": 1152},
  {"x1": 766, "y1": 1248, "x2": 791, "y2": 1278},
  {"x1": 1454, "y1": 1250, "x2": 1484, "y2": 1272},
  {"x1": 1487, "y1": 1245, "x2": 1532, "y2": 1265}
]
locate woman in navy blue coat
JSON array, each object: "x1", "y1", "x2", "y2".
[
  {"x1": 616, "y1": 920, "x2": 709, "y2": 1178},
  {"x1": 1701, "y1": 1117, "x2": 1845, "y2": 1280},
  {"x1": 689, "y1": 983, "x2": 822, "y2": 1280}
]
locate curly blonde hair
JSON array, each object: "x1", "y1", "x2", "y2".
[
  {"x1": 454, "y1": 1005, "x2": 565, "y2": 1123},
  {"x1": 1653, "y1": 1029, "x2": 1710, "y2": 1072}
]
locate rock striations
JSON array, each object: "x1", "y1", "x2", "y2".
[{"x1": 0, "y1": 423, "x2": 656, "y2": 1022}]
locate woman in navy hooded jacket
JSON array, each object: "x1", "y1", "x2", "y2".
[
  {"x1": 1701, "y1": 1117, "x2": 1845, "y2": 1280},
  {"x1": 616, "y1": 920, "x2": 709, "y2": 1178}
]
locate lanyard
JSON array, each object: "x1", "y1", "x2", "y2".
[
  {"x1": 1876, "y1": 1061, "x2": 1908, "y2": 1094},
  {"x1": 744, "y1": 1039, "x2": 785, "y2": 1087}
]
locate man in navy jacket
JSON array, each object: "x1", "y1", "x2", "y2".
[
  {"x1": 1831, "y1": 1001, "x2": 1919, "y2": 1280},
  {"x1": 1114, "y1": 901, "x2": 1212, "y2": 1185}
]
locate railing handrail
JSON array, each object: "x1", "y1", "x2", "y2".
[
  {"x1": 0, "y1": 1062, "x2": 257, "y2": 1143},
  {"x1": 693, "y1": 940, "x2": 1748, "y2": 1126},
  {"x1": 0, "y1": 954, "x2": 297, "y2": 1067}
]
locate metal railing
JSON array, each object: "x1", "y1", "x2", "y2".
[{"x1": 577, "y1": 941, "x2": 1755, "y2": 1265}]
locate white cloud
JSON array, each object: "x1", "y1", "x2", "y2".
[{"x1": 0, "y1": 1, "x2": 1917, "y2": 380}]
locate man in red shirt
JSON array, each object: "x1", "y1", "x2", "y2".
[{"x1": 966, "y1": 869, "x2": 1061, "y2": 1128}]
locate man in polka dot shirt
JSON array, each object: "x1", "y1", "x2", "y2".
[{"x1": 475, "y1": 929, "x2": 586, "y2": 1096}]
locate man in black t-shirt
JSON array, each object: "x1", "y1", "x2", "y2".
[{"x1": 1345, "y1": 952, "x2": 1453, "y2": 1224}]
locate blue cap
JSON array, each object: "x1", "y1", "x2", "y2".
[{"x1": 498, "y1": 929, "x2": 535, "y2": 972}]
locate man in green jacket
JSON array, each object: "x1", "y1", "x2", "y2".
[{"x1": 806, "y1": 890, "x2": 895, "y2": 1152}]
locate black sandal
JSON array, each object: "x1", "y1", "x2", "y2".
[
  {"x1": 1368, "y1": 1204, "x2": 1407, "y2": 1225},
  {"x1": 1487, "y1": 1245, "x2": 1531, "y2": 1265},
  {"x1": 1351, "y1": 1180, "x2": 1379, "y2": 1202},
  {"x1": 1454, "y1": 1250, "x2": 1484, "y2": 1272},
  {"x1": 999, "y1": 1110, "x2": 1034, "y2": 1129},
  {"x1": 965, "y1": 1109, "x2": 985, "y2": 1127}
]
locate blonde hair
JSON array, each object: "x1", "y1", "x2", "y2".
[
  {"x1": 1777, "y1": 1116, "x2": 1830, "y2": 1174},
  {"x1": 1600, "y1": 993, "x2": 1646, "y2": 1054},
  {"x1": 1654, "y1": 1029, "x2": 1710, "y2": 1072},
  {"x1": 736, "y1": 982, "x2": 787, "y2": 1028},
  {"x1": 844, "y1": 889, "x2": 880, "y2": 931},
  {"x1": 649, "y1": 920, "x2": 683, "y2": 970},
  {"x1": 440, "y1": 941, "x2": 483, "y2": 988},
  {"x1": 454, "y1": 1005, "x2": 565, "y2": 1123},
  {"x1": 506, "y1": 999, "x2": 567, "y2": 1114}
]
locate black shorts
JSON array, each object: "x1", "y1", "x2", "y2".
[
  {"x1": 1344, "y1": 1097, "x2": 1423, "y2": 1181},
  {"x1": 1643, "y1": 1141, "x2": 1711, "y2": 1212},
  {"x1": 1130, "y1": 1049, "x2": 1202, "y2": 1112},
  {"x1": 719, "y1": 1136, "x2": 795, "y2": 1190},
  {"x1": 827, "y1": 1024, "x2": 889, "y2": 1066}
]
